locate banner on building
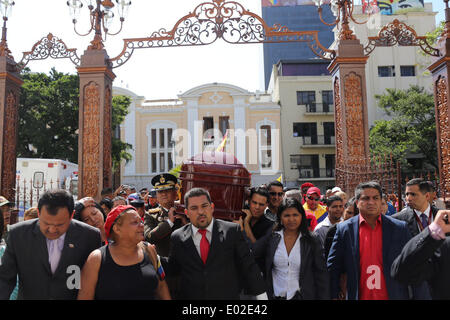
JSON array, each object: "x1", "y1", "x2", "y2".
[{"x1": 364, "y1": 0, "x2": 425, "y2": 15}]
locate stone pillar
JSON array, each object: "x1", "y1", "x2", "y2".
[
  {"x1": 0, "y1": 56, "x2": 22, "y2": 202},
  {"x1": 428, "y1": 9, "x2": 450, "y2": 208},
  {"x1": 328, "y1": 39, "x2": 370, "y2": 194},
  {"x1": 77, "y1": 49, "x2": 115, "y2": 200}
]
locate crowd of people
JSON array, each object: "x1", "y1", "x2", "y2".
[{"x1": 0, "y1": 173, "x2": 449, "y2": 300}]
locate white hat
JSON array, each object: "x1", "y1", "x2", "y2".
[{"x1": 331, "y1": 187, "x2": 342, "y2": 193}]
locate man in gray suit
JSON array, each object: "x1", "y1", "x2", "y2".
[{"x1": 0, "y1": 190, "x2": 101, "y2": 300}]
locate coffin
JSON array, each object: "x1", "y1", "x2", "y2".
[{"x1": 177, "y1": 151, "x2": 251, "y2": 220}]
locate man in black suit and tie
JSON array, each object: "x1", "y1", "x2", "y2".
[
  {"x1": 391, "y1": 178, "x2": 436, "y2": 299},
  {"x1": 165, "y1": 187, "x2": 267, "y2": 300},
  {"x1": 0, "y1": 190, "x2": 101, "y2": 300},
  {"x1": 391, "y1": 210, "x2": 450, "y2": 299},
  {"x1": 392, "y1": 178, "x2": 438, "y2": 237}
]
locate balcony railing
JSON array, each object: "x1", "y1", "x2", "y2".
[
  {"x1": 298, "y1": 168, "x2": 335, "y2": 179},
  {"x1": 301, "y1": 135, "x2": 335, "y2": 146},
  {"x1": 302, "y1": 103, "x2": 334, "y2": 113}
]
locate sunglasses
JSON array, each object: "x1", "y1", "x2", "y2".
[
  {"x1": 307, "y1": 196, "x2": 320, "y2": 201},
  {"x1": 269, "y1": 192, "x2": 284, "y2": 197}
]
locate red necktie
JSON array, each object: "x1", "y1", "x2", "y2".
[{"x1": 198, "y1": 229, "x2": 209, "y2": 264}]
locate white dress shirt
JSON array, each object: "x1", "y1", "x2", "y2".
[
  {"x1": 414, "y1": 204, "x2": 431, "y2": 232},
  {"x1": 272, "y1": 231, "x2": 301, "y2": 300},
  {"x1": 191, "y1": 218, "x2": 214, "y2": 257},
  {"x1": 46, "y1": 233, "x2": 66, "y2": 274}
]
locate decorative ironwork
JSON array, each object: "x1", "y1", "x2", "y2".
[
  {"x1": 344, "y1": 72, "x2": 366, "y2": 165},
  {"x1": 68, "y1": 0, "x2": 131, "y2": 51},
  {"x1": 1, "y1": 91, "x2": 17, "y2": 201},
  {"x1": 436, "y1": 76, "x2": 450, "y2": 200},
  {"x1": 18, "y1": 33, "x2": 80, "y2": 71},
  {"x1": 82, "y1": 82, "x2": 101, "y2": 198},
  {"x1": 109, "y1": 0, "x2": 335, "y2": 68},
  {"x1": 364, "y1": 19, "x2": 440, "y2": 57},
  {"x1": 314, "y1": 0, "x2": 369, "y2": 42},
  {"x1": 335, "y1": 153, "x2": 398, "y2": 197},
  {"x1": 103, "y1": 86, "x2": 112, "y2": 189},
  {"x1": 334, "y1": 78, "x2": 345, "y2": 189}
]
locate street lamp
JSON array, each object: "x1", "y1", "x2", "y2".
[
  {"x1": 0, "y1": 0, "x2": 14, "y2": 58},
  {"x1": 67, "y1": 0, "x2": 131, "y2": 50},
  {"x1": 313, "y1": 0, "x2": 368, "y2": 41}
]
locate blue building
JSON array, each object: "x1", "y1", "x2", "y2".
[{"x1": 262, "y1": 4, "x2": 335, "y2": 89}]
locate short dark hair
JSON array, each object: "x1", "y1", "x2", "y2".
[
  {"x1": 354, "y1": 181, "x2": 383, "y2": 200},
  {"x1": 268, "y1": 181, "x2": 283, "y2": 190},
  {"x1": 275, "y1": 197, "x2": 311, "y2": 239},
  {"x1": 326, "y1": 195, "x2": 343, "y2": 207},
  {"x1": 38, "y1": 190, "x2": 74, "y2": 216},
  {"x1": 184, "y1": 188, "x2": 212, "y2": 208},
  {"x1": 406, "y1": 178, "x2": 434, "y2": 194},
  {"x1": 249, "y1": 187, "x2": 270, "y2": 203},
  {"x1": 101, "y1": 187, "x2": 113, "y2": 196},
  {"x1": 100, "y1": 198, "x2": 113, "y2": 210},
  {"x1": 345, "y1": 196, "x2": 359, "y2": 215}
]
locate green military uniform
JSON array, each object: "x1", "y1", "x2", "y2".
[
  {"x1": 144, "y1": 205, "x2": 178, "y2": 257},
  {"x1": 143, "y1": 173, "x2": 182, "y2": 257}
]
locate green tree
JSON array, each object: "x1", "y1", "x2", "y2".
[
  {"x1": 18, "y1": 68, "x2": 132, "y2": 170},
  {"x1": 425, "y1": 20, "x2": 445, "y2": 45},
  {"x1": 369, "y1": 85, "x2": 437, "y2": 171},
  {"x1": 111, "y1": 95, "x2": 133, "y2": 171}
]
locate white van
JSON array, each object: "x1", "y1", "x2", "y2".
[{"x1": 15, "y1": 158, "x2": 78, "y2": 217}]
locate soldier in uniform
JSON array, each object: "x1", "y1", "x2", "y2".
[{"x1": 144, "y1": 173, "x2": 188, "y2": 257}]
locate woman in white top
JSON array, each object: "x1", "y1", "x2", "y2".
[{"x1": 252, "y1": 197, "x2": 330, "y2": 300}]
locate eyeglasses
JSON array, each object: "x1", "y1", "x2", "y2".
[
  {"x1": 269, "y1": 192, "x2": 284, "y2": 197},
  {"x1": 307, "y1": 196, "x2": 320, "y2": 201}
]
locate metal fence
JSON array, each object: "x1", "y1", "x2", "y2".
[{"x1": 14, "y1": 177, "x2": 75, "y2": 216}]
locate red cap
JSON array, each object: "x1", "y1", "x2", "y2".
[
  {"x1": 306, "y1": 187, "x2": 321, "y2": 197},
  {"x1": 300, "y1": 182, "x2": 314, "y2": 190},
  {"x1": 104, "y1": 205, "x2": 136, "y2": 240}
]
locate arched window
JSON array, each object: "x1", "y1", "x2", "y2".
[{"x1": 256, "y1": 119, "x2": 276, "y2": 172}]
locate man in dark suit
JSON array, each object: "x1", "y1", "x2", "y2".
[
  {"x1": 391, "y1": 178, "x2": 437, "y2": 299},
  {"x1": 327, "y1": 181, "x2": 412, "y2": 300},
  {"x1": 165, "y1": 187, "x2": 267, "y2": 300},
  {"x1": 0, "y1": 190, "x2": 101, "y2": 300},
  {"x1": 391, "y1": 210, "x2": 450, "y2": 299},
  {"x1": 392, "y1": 178, "x2": 438, "y2": 237}
]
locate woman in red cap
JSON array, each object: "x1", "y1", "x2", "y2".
[{"x1": 77, "y1": 205, "x2": 171, "y2": 300}]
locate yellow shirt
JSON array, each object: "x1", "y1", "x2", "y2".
[{"x1": 303, "y1": 202, "x2": 327, "y2": 223}]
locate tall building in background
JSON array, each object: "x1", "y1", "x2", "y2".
[{"x1": 261, "y1": 1, "x2": 335, "y2": 89}]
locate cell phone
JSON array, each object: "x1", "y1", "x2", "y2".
[{"x1": 444, "y1": 214, "x2": 449, "y2": 225}]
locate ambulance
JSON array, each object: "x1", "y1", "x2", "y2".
[{"x1": 15, "y1": 158, "x2": 79, "y2": 216}]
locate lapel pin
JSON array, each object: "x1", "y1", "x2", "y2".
[{"x1": 69, "y1": 243, "x2": 75, "y2": 248}]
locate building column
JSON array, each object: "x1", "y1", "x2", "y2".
[
  {"x1": 328, "y1": 39, "x2": 370, "y2": 194},
  {"x1": 234, "y1": 99, "x2": 246, "y2": 165},
  {"x1": 0, "y1": 56, "x2": 22, "y2": 202},
  {"x1": 77, "y1": 49, "x2": 115, "y2": 200},
  {"x1": 428, "y1": 10, "x2": 450, "y2": 208}
]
